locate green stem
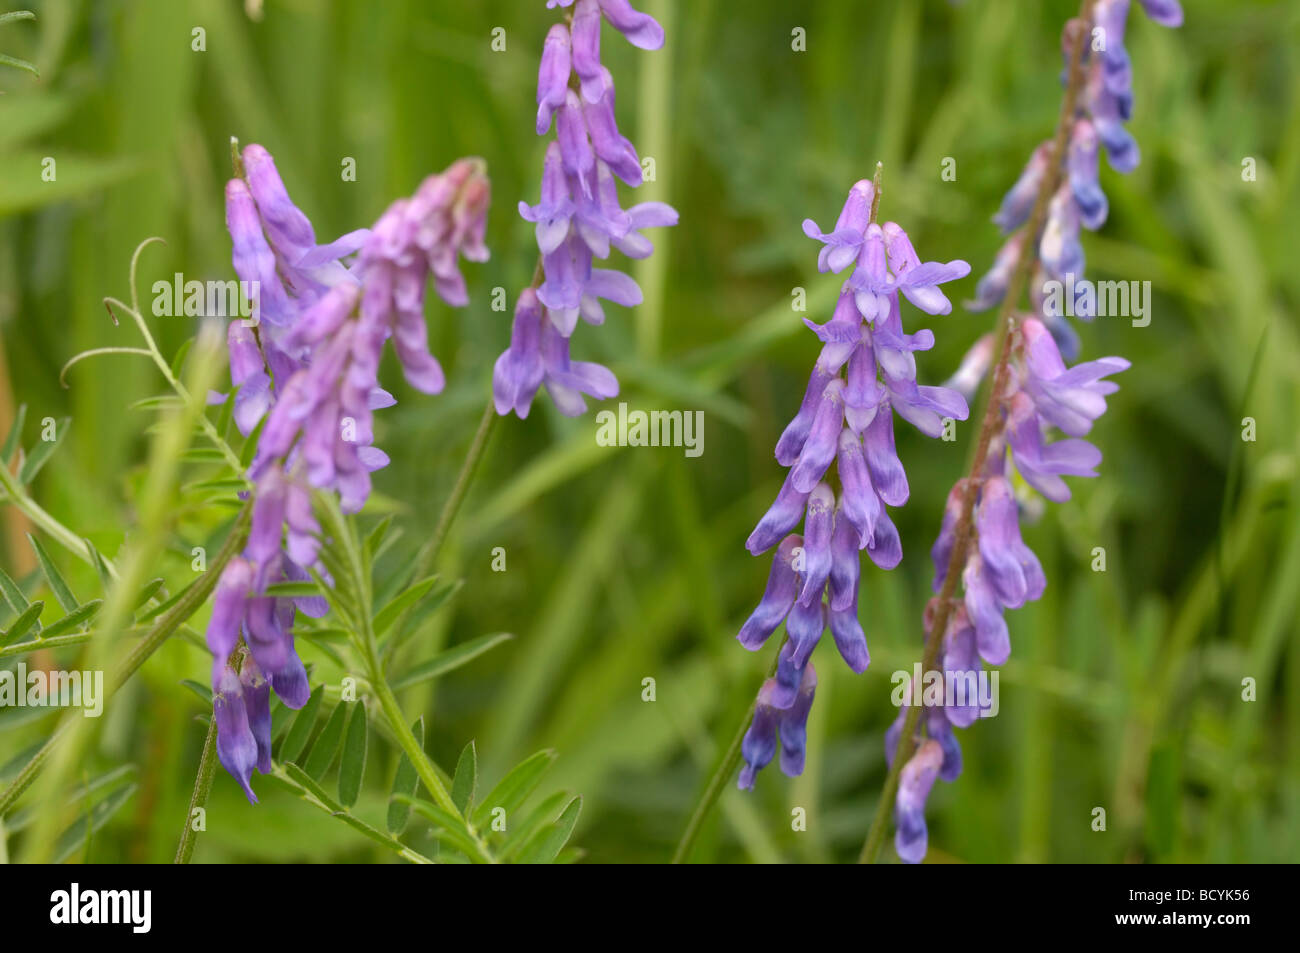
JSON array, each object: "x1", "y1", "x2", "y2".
[
  {"x1": 671, "y1": 649, "x2": 779, "y2": 863},
  {"x1": 174, "y1": 715, "x2": 219, "y2": 864},
  {"x1": 0, "y1": 503, "x2": 250, "y2": 818},
  {"x1": 414, "y1": 398, "x2": 498, "y2": 579},
  {"x1": 857, "y1": 0, "x2": 1095, "y2": 865}
]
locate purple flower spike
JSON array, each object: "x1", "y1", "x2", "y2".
[
  {"x1": 929, "y1": 481, "x2": 966, "y2": 592},
  {"x1": 499, "y1": 1, "x2": 674, "y2": 418},
  {"x1": 215, "y1": 145, "x2": 488, "y2": 800},
  {"x1": 737, "y1": 534, "x2": 803, "y2": 650},
  {"x1": 796, "y1": 484, "x2": 835, "y2": 606},
  {"x1": 895, "y1": 739, "x2": 944, "y2": 864}
]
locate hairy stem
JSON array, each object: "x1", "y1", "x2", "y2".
[
  {"x1": 174, "y1": 715, "x2": 219, "y2": 864},
  {"x1": 858, "y1": 1, "x2": 1095, "y2": 865}
]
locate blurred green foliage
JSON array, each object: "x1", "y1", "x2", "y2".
[{"x1": 1, "y1": 0, "x2": 1298, "y2": 863}]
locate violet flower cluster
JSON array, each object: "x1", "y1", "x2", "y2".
[
  {"x1": 736, "y1": 178, "x2": 972, "y2": 788},
  {"x1": 208, "y1": 144, "x2": 489, "y2": 801},
  {"x1": 965, "y1": 0, "x2": 1183, "y2": 366},
  {"x1": 493, "y1": 0, "x2": 677, "y2": 419},
  {"x1": 888, "y1": 0, "x2": 1181, "y2": 864}
]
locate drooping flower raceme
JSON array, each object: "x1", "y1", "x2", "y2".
[
  {"x1": 493, "y1": 0, "x2": 677, "y2": 419},
  {"x1": 888, "y1": 0, "x2": 1179, "y2": 864},
  {"x1": 209, "y1": 145, "x2": 489, "y2": 801},
  {"x1": 736, "y1": 178, "x2": 971, "y2": 788},
  {"x1": 967, "y1": 0, "x2": 1182, "y2": 362}
]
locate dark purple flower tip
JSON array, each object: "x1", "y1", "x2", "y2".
[
  {"x1": 1005, "y1": 391, "x2": 1102, "y2": 502},
  {"x1": 598, "y1": 0, "x2": 666, "y2": 50},
  {"x1": 775, "y1": 361, "x2": 836, "y2": 467},
  {"x1": 536, "y1": 22, "x2": 572, "y2": 134},
  {"x1": 963, "y1": 555, "x2": 1011, "y2": 665},
  {"x1": 865, "y1": 505, "x2": 902, "y2": 570},
  {"x1": 993, "y1": 141, "x2": 1052, "y2": 232},
  {"x1": 895, "y1": 739, "x2": 944, "y2": 864},
  {"x1": 976, "y1": 477, "x2": 1046, "y2": 610},
  {"x1": 862, "y1": 403, "x2": 909, "y2": 507},
  {"x1": 778, "y1": 663, "x2": 818, "y2": 777},
  {"x1": 837, "y1": 429, "x2": 882, "y2": 551},
  {"x1": 1068, "y1": 119, "x2": 1109, "y2": 231},
  {"x1": 796, "y1": 484, "x2": 835, "y2": 606},
  {"x1": 1138, "y1": 0, "x2": 1183, "y2": 27},
  {"x1": 214, "y1": 665, "x2": 259, "y2": 803},
  {"x1": 239, "y1": 658, "x2": 274, "y2": 774},
  {"x1": 747, "y1": 472, "x2": 812, "y2": 555},
  {"x1": 927, "y1": 708, "x2": 964, "y2": 783},
  {"x1": 783, "y1": 597, "x2": 825, "y2": 678},
  {"x1": 789, "y1": 379, "x2": 845, "y2": 493},
  {"x1": 941, "y1": 609, "x2": 984, "y2": 728},
  {"x1": 269, "y1": 649, "x2": 310, "y2": 709},
  {"x1": 1022, "y1": 317, "x2": 1128, "y2": 437},
  {"x1": 738, "y1": 679, "x2": 781, "y2": 790},
  {"x1": 884, "y1": 707, "x2": 906, "y2": 768},
  {"x1": 737, "y1": 534, "x2": 803, "y2": 651}
]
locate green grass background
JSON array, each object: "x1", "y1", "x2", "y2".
[{"x1": 1, "y1": 0, "x2": 1297, "y2": 862}]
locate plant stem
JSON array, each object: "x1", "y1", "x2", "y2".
[
  {"x1": 857, "y1": 1, "x2": 1095, "y2": 865},
  {"x1": 413, "y1": 398, "x2": 498, "y2": 579},
  {"x1": 174, "y1": 715, "x2": 219, "y2": 864},
  {"x1": 0, "y1": 503, "x2": 250, "y2": 818},
  {"x1": 671, "y1": 649, "x2": 780, "y2": 863}
]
